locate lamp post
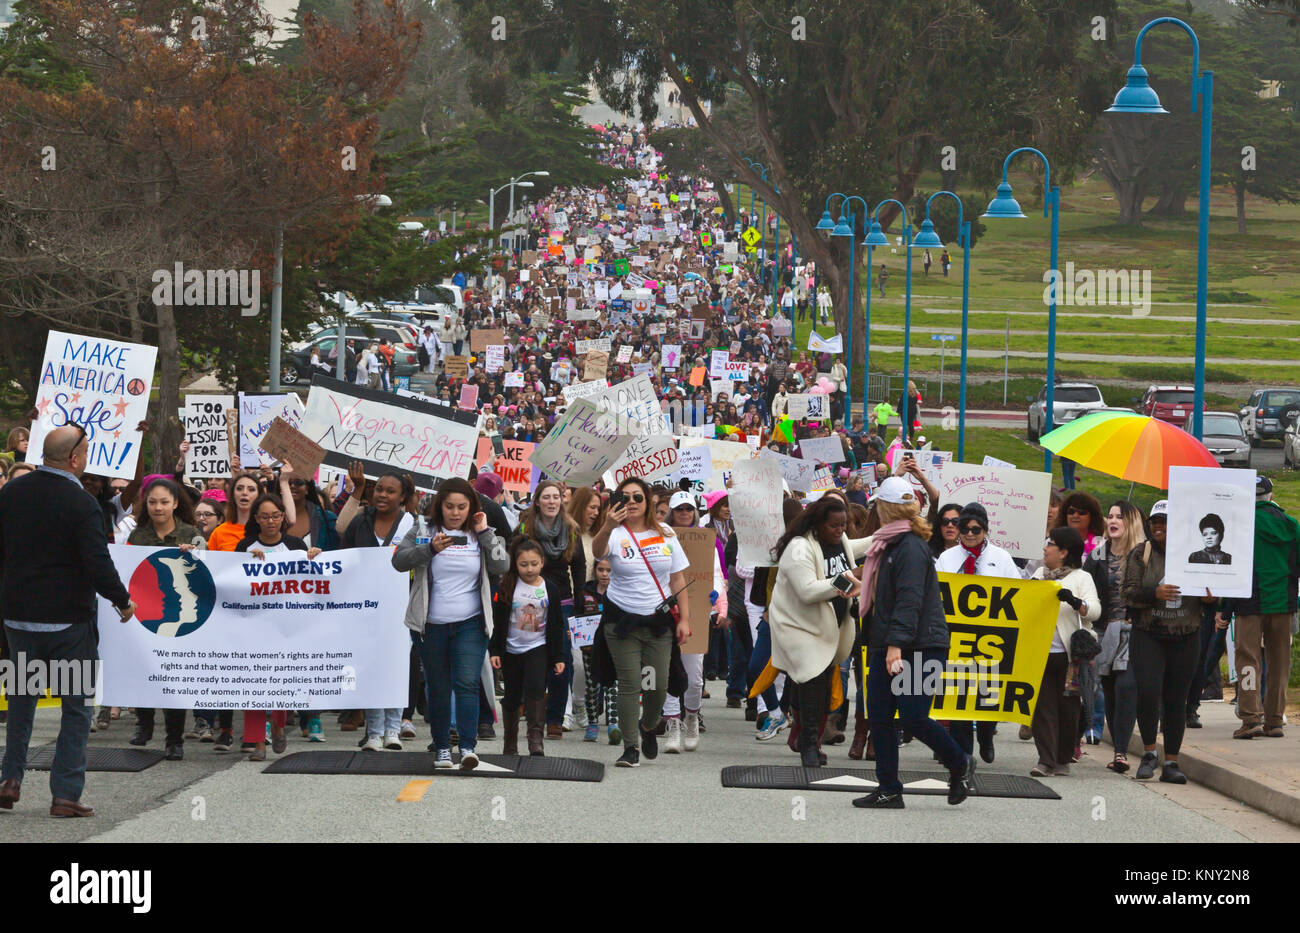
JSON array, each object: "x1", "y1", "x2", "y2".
[
  {"x1": 865, "y1": 201, "x2": 915, "y2": 441},
  {"x1": 912, "y1": 191, "x2": 972, "y2": 460},
  {"x1": 506, "y1": 170, "x2": 550, "y2": 260},
  {"x1": 742, "y1": 157, "x2": 765, "y2": 269},
  {"x1": 983, "y1": 147, "x2": 1060, "y2": 473},
  {"x1": 1107, "y1": 16, "x2": 1212, "y2": 440},
  {"x1": 816, "y1": 193, "x2": 869, "y2": 428}
]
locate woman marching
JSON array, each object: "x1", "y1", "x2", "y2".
[
  {"x1": 490, "y1": 539, "x2": 566, "y2": 756},
  {"x1": 768, "y1": 496, "x2": 874, "y2": 768},
  {"x1": 590, "y1": 476, "x2": 691, "y2": 768}
]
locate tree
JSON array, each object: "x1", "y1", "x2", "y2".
[{"x1": 453, "y1": 0, "x2": 1116, "y2": 384}]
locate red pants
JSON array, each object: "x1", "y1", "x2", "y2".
[{"x1": 242, "y1": 710, "x2": 286, "y2": 744}]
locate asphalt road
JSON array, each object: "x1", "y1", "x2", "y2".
[{"x1": 4, "y1": 695, "x2": 1295, "y2": 843}]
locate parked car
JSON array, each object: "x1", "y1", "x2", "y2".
[
  {"x1": 1284, "y1": 413, "x2": 1300, "y2": 470},
  {"x1": 1239, "y1": 387, "x2": 1300, "y2": 447},
  {"x1": 283, "y1": 325, "x2": 419, "y2": 386},
  {"x1": 1027, "y1": 382, "x2": 1106, "y2": 441},
  {"x1": 1201, "y1": 411, "x2": 1251, "y2": 469},
  {"x1": 1137, "y1": 384, "x2": 1206, "y2": 429}
]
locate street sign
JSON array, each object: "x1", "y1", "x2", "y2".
[{"x1": 741, "y1": 226, "x2": 761, "y2": 247}]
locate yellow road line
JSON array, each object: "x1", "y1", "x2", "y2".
[{"x1": 396, "y1": 779, "x2": 432, "y2": 802}]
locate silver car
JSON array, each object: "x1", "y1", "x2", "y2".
[
  {"x1": 1202, "y1": 411, "x2": 1251, "y2": 469},
  {"x1": 1027, "y1": 382, "x2": 1106, "y2": 441},
  {"x1": 1285, "y1": 413, "x2": 1300, "y2": 470}
]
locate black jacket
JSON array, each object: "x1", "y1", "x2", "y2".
[
  {"x1": 489, "y1": 576, "x2": 566, "y2": 665},
  {"x1": 867, "y1": 532, "x2": 949, "y2": 652},
  {"x1": 0, "y1": 469, "x2": 131, "y2": 623},
  {"x1": 340, "y1": 506, "x2": 404, "y2": 550}
]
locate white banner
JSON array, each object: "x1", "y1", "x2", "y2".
[
  {"x1": 934, "y1": 460, "x2": 1052, "y2": 560},
  {"x1": 1165, "y1": 466, "x2": 1256, "y2": 598},
  {"x1": 97, "y1": 546, "x2": 408, "y2": 709},
  {"x1": 808, "y1": 332, "x2": 843, "y2": 354},
  {"x1": 29, "y1": 330, "x2": 157, "y2": 479},
  {"x1": 184, "y1": 395, "x2": 234, "y2": 478}
]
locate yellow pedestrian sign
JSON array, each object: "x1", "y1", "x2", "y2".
[{"x1": 741, "y1": 226, "x2": 761, "y2": 247}]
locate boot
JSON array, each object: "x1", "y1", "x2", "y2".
[
  {"x1": 786, "y1": 709, "x2": 801, "y2": 753},
  {"x1": 824, "y1": 712, "x2": 845, "y2": 745},
  {"x1": 848, "y1": 715, "x2": 869, "y2": 760},
  {"x1": 798, "y1": 713, "x2": 824, "y2": 769},
  {"x1": 683, "y1": 711, "x2": 701, "y2": 751},
  {"x1": 525, "y1": 699, "x2": 546, "y2": 756},
  {"x1": 663, "y1": 716, "x2": 684, "y2": 754},
  {"x1": 502, "y1": 703, "x2": 522, "y2": 756}
]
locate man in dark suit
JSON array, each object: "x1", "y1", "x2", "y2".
[{"x1": 0, "y1": 424, "x2": 136, "y2": 818}]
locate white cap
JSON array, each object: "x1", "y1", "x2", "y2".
[
  {"x1": 1149, "y1": 499, "x2": 1168, "y2": 519},
  {"x1": 871, "y1": 476, "x2": 916, "y2": 505},
  {"x1": 668, "y1": 491, "x2": 697, "y2": 511}
]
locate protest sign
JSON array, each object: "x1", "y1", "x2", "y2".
[
  {"x1": 570, "y1": 614, "x2": 601, "y2": 650},
  {"x1": 710, "y1": 379, "x2": 731, "y2": 401},
  {"x1": 240, "y1": 393, "x2": 300, "y2": 466},
  {"x1": 443, "y1": 355, "x2": 468, "y2": 379},
  {"x1": 1165, "y1": 466, "x2": 1256, "y2": 598},
  {"x1": 805, "y1": 394, "x2": 827, "y2": 420},
  {"x1": 786, "y1": 394, "x2": 810, "y2": 420},
  {"x1": 982, "y1": 455, "x2": 1015, "y2": 469},
  {"x1": 771, "y1": 318, "x2": 792, "y2": 337},
  {"x1": 678, "y1": 527, "x2": 718, "y2": 653},
  {"x1": 934, "y1": 460, "x2": 1052, "y2": 559},
  {"x1": 808, "y1": 332, "x2": 843, "y2": 354},
  {"x1": 689, "y1": 366, "x2": 707, "y2": 387},
  {"x1": 609, "y1": 434, "x2": 679, "y2": 484},
  {"x1": 529, "y1": 398, "x2": 633, "y2": 486},
  {"x1": 471, "y1": 328, "x2": 505, "y2": 352},
  {"x1": 584, "y1": 350, "x2": 609, "y2": 381},
  {"x1": 459, "y1": 384, "x2": 478, "y2": 411},
  {"x1": 722, "y1": 360, "x2": 750, "y2": 381},
  {"x1": 632, "y1": 362, "x2": 653, "y2": 377},
  {"x1": 224, "y1": 408, "x2": 239, "y2": 464},
  {"x1": 485, "y1": 345, "x2": 506, "y2": 373},
  {"x1": 301, "y1": 375, "x2": 479, "y2": 492},
  {"x1": 562, "y1": 379, "x2": 610, "y2": 405},
  {"x1": 183, "y1": 395, "x2": 234, "y2": 478},
  {"x1": 29, "y1": 330, "x2": 158, "y2": 479},
  {"x1": 97, "y1": 546, "x2": 408, "y2": 710},
  {"x1": 475, "y1": 437, "x2": 537, "y2": 493},
  {"x1": 674, "y1": 445, "x2": 713, "y2": 481},
  {"x1": 662, "y1": 344, "x2": 683, "y2": 369},
  {"x1": 799, "y1": 435, "x2": 846, "y2": 465},
  {"x1": 504, "y1": 371, "x2": 525, "y2": 388},
  {"x1": 569, "y1": 307, "x2": 601, "y2": 321},
  {"x1": 709, "y1": 349, "x2": 730, "y2": 378},
  {"x1": 258, "y1": 416, "x2": 327, "y2": 478},
  {"x1": 616, "y1": 345, "x2": 634, "y2": 364},
  {"x1": 728, "y1": 459, "x2": 783, "y2": 567},
  {"x1": 862, "y1": 573, "x2": 1062, "y2": 725},
  {"x1": 576, "y1": 337, "x2": 612, "y2": 355},
  {"x1": 760, "y1": 447, "x2": 817, "y2": 492},
  {"x1": 809, "y1": 466, "x2": 837, "y2": 491}
]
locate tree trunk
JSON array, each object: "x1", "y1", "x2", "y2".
[
  {"x1": 1115, "y1": 180, "x2": 1146, "y2": 226},
  {"x1": 1235, "y1": 180, "x2": 1248, "y2": 236},
  {"x1": 1146, "y1": 182, "x2": 1189, "y2": 218},
  {"x1": 152, "y1": 299, "x2": 182, "y2": 473},
  {"x1": 709, "y1": 173, "x2": 737, "y2": 225}
]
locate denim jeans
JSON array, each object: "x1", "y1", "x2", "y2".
[
  {"x1": 2, "y1": 622, "x2": 96, "y2": 801},
  {"x1": 866, "y1": 647, "x2": 965, "y2": 795},
  {"x1": 365, "y1": 708, "x2": 402, "y2": 738},
  {"x1": 416, "y1": 615, "x2": 487, "y2": 752},
  {"x1": 1061, "y1": 457, "x2": 1077, "y2": 491},
  {"x1": 545, "y1": 611, "x2": 575, "y2": 725},
  {"x1": 746, "y1": 617, "x2": 780, "y2": 713},
  {"x1": 726, "y1": 618, "x2": 750, "y2": 699}
]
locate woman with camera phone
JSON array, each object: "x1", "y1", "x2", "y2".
[{"x1": 590, "y1": 477, "x2": 691, "y2": 768}]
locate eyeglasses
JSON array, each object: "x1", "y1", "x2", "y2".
[
  {"x1": 257, "y1": 511, "x2": 284, "y2": 520},
  {"x1": 960, "y1": 525, "x2": 983, "y2": 535},
  {"x1": 939, "y1": 517, "x2": 960, "y2": 527},
  {"x1": 195, "y1": 511, "x2": 218, "y2": 520},
  {"x1": 1066, "y1": 506, "x2": 1091, "y2": 516},
  {"x1": 288, "y1": 479, "x2": 307, "y2": 487}
]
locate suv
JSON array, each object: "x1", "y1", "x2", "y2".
[
  {"x1": 1138, "y1": 385, "x2": 1205, "y2": 429},
  {"x1": 1027, "y1": 382, "x2": 1106, "y2": 441},
  {"x1": 1239, "y1": 387, "x2": 1300, "y2": 447},
  {"x1": 283, "y1": 324, "x2": 420, "y2": 386}
]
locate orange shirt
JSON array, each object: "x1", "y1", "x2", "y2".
[{"x1": 208, "y1": 522, "x2": 246, "y2": 552}]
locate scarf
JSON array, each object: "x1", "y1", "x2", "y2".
[
  {"x1": 961, "y1": 539, "x2": 986, "y2": 575},
  {"x1": 533, "y1": 513, "x2": 569, "y2": 561},
  {"x1": 857, "y1": 520, "x2": 916, "y2": 615},
  {"x1": 1039, "y1": 565, "x2": 1071, "y2": 582}
]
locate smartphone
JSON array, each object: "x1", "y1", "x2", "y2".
[
  {"x1": 610, "y1": 491, "x2": 627, "y2": 510},
  {"x1": 489, "y1": 433, "x2": 505, "y2": 457},
  {"x1": 831, "y1": 573, "x2": 855, "y2": 594},
  {"x1": 447, "y1": 535, "x2": 468, "y2": 546}
]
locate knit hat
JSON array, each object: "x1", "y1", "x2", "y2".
[
  {"x1": 200, "y1": 489, "x2": 227, "y2": 504},
  {"x1": 958, "y1": 502, "x2": 989, "y2": 531},
  {"x1": 472, "y1": 472, "x2": 504, "y2": 499}
]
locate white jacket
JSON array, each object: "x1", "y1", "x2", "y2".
[
  {"x1": 1030, "y1": 565, "x2": 1100, "y2": 661},
  {"x1": 935, "y1": 542, "x2": 1023, "y2": 579}
]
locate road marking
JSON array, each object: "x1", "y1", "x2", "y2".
[{"x1": 397, "y1": 779, "x2": 432, "y2": 802}]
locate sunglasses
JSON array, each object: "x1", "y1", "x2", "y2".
[
  {"x1": 1066, "y1": 506, "x2": 1091, "y2": 516},
  {"x1": 940, "y1": 517, "x2": 960, "y2": 527},
  {"x1": 621, "y1": 492, "x2": 645, "y2": 503},
  {"x1": 960, "y1": 525, "x2": 984, "y2": 535},
  {"x1": 288, "y1": 479, "x2": 307, "y2": 487}
]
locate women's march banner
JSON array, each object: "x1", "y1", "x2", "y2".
[{"x1": 97, "y1": 547, "x2": 409, "y2": 710}]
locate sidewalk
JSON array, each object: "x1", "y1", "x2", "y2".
[{"x1": 1109, "y1": 696, "x2": 1300, "y2": 828}]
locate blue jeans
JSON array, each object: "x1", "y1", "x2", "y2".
[
  {"x1": 2, "y1": 622, "x2": 96, "y2": 801},
  {"x1": 1061, "y1": 457, "x2": 1077, "y2": 490},
  {"x1": 747, "y1": 618, "x2": 780, "y2": 712},
  {"x1": 726, "y1": 620, "x2": 749, "y2": 699},
  {"x1": 866, "y1": 648, "x2": 965, "y2": 795},
  {"x1": 416, "y1": 616, "x2": 487, "y2": 752},
  {"x1": 545, "y1": 618, "x2": 575, "y2": 726}
]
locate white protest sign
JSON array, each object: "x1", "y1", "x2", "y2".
[
  {"x1": 240, "y1": 393, "x2": 300, "y2": 466},
  {"x1": 1165, "y1": 466, "x2": 1256, "y2": 598},
  {"x1": 562, "y1": 379, "x2": 611, "y2": 404},
  {"x1": 504, "y1": 371, "x2": 525, "y2": 388},
  {"x1": 609, "y1": 434, "x2": 680, "y2": 484},
  {"x1": 485, "y1": 345, "x2": 506, "y2": 373},
  {"x1": 709, "y1": 349, "x2": 730, "y2": 378},
  {"x1": 723, "y1": 360, "x2": 750, "y2": 382},
  {"x1": 662, "y1": 344, "x2": 683, "y2": 369},
  {"x1": 569, "y1": 613, "x2": 601, "y2": 649},
  {"x1": 529, "y1": 397, "x2": 634, "y2": 485},
  {"x1": 799, "y1": 435, "x2": 846, "y2": 465},
  {"x1": 981, "y1": 455, "x2": 1016, "y2": 469},
  {"x1": 760, "y1": 447, "x2": 818, "y2": 492},
  {"x1": 934, "y1": 460, "x2": 1052, "y2": 560},
  {"x1": 786, "y1": 394, "x2": 810, "y2": 420},
  {"x1": 29, "y1": 330, "x2": 158, "y2": 479},
  {"x1": 183, "y1": 395, "x2": 234, "y2": 478},
  {"x1": 729, "y1": 458, "x2": 784, "y2": 567},
  {"x1": 97, "y1": 546, "x2": 407, "y2": 709},
  {"x1": 576, "y1": 337, "x2": 613, "y2": 355},
  {"x1": 674, "y1": 445, "x2": 713, "y2": 482}
]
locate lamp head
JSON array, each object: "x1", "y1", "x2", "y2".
[
  {"x1": 982, "y1": 182, "x2": 1026, "y2": 219},
  {"x1": 533, "y1": 170, "x2": 551, "y2": 176},
  {"x1": 1107, "y1": 65, "x2": 1168, "y2": 114},
  {"x1": 517, "y1": 181, "x2": 535, "y2": 188},
  {"x1": 912, "y1": 218, "x2": 944, "y2": 249},
  {"x1": 831, "y1": 213, "x2": 853, "y2": 238},
  {"x1": 816, "y1": 209, "x2": 835, "y2": 234},
  {"x1": 864, "y1": 220, "x2": 889, "y2": 247}
]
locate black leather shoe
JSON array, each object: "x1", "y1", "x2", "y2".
[
  {"x1": 165, "y1": 744, "x2": 183, "y2": 761},
  {"x1": 979, "y1": 738, "x2": 995, "y2": 763},
  {"x1": 0, "y1": 778, "x2": 19, "y2": 809},
  {"x1": 1160, "y1": 761, "x2": 1187, "y2": 784},
  {"x1": 1186, "y1": 712, "x2": 1203, "y2": 729},
  {"x1": 949, "y1": 754, "x2": 976, "y2": 805},
  {"x1": 129, "y1": 727, "x2": 151, "y2": 747}
]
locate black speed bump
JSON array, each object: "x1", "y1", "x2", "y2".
[
  {"x1": 27, "y1": 746, "x2": 165, "y2": 772},
  {"x1": 262, "y1": 750, "x2": 604, "y2": 782},
  {"x1": 721, "y1": 765, "x2": 1059, "y2": 800}
]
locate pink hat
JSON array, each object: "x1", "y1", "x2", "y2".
[
  {"x1": 703, "y1": 489, "x2": 729, "y2": 510},
  {"x1": 201, "y1": 489, "x2": 228, "y2": 504}
]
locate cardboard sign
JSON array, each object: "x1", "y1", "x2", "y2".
[
  {"x1": 529, "y1": 398, "x2": 633, "y2": 485},
  {"x1": 934, "y1": 460, "x2": 1053, "y2": 560},
  {"x1": 183, "y1": 395, "x2": 234, "y2": 478},
  {"x1": 444, "y1": 355, "x2": 468, "y2": 379},
  {"x1": 584, "y1": 350, "x2": 609, "y2": 381},
  {"x1": 224, "y1": 408, "x2": 239, "y2": 464},
  {"x1": 258, "y1": 416, "x2": 326, "y2": 478},
  {"x1": 677, "y1": 527, "x2": 718, "y2": 654},
  {"x1": 471, "y1": 328, "x2": 504, "y2": 352},
  {"x1": 474, "y1": 437, "x2": 537, "y2": 493},
  {"x1": 29, "y1": 330, "x2": 158, "y2": 479}
]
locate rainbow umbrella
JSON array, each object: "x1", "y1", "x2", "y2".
[{"x1": 1039, "y1": 411, "x2": 1219, "y2": 489}]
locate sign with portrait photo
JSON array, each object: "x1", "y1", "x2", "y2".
[{"x1": 1165, "y1": 466, "x2": 1256, "y2": 598}]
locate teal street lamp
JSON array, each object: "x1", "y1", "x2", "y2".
[
  {"x1": 818, "y1": 192, "x2": 869, "y2": 427},
  {"x1": 984, "y1": 147, "x2": 1059, "y2": 473},
  {"x1": 914, "y1": 192, "x2": 973, "y2": 460},
  {"x1": 1108, "y1": 17, "x2": 1213, "y2": 440},
  {"x1": 865, "y1": 201, "x2": 915, "y2": 441}
]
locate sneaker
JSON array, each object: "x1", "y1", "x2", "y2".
[
  {"x1": 183, "y1": 724, "x2": 200, "y2": 740},
  {"x1": 1160, "y1": 761, "x2": 1187, "y2": 784},
  {"x1": 615, "y1": 747, "x2": 640, "y2": 768},
  {"x1": 1135, "y1": 751, "x2": 1159, "y2": 780},
  {"x1": 1054, "y1": 763, "x2": 1070, "y2": 776},
  {"x1": 663, "y1": 717, "x2": 683, "y2": 754},
  {"x1": 271, "y1": 728, "x2": 287, "y2": 755},
  {"x1": 361, "y1": 733, "x2": 383, "y2": 752},
  {"x1": 744, "y1": 701, "x2": 758, "y2": 722},
  {"x1": 948, "y1": 754, "x2": 976, "y2": 805},
  {"x1": 383, "y1": 731, "x2": 403, "y2": 751},
  {"x1": 213, "y1": 730, "x2": 234, "y2": 753},
  {"x1": 755, "y1": 711, "x2": 787, "y2": 741},
  {"x1": 640, "y1": 724, "x2": 659, "y2": 760},
  {"x1": 198, "y1": 724, "x2": 215, "y2": 743},
  {"x1": 400, "y1": 719, "x2": 417, "y2": 739},
  {"x1": 1030, "y1": 762, "x2": 1053, "y2": 777},
  {"x1": 95, "y1": 707, "x2": 111, "y2": 731},
  {"x1": 459, "y1": 748, "x2": 479, "y2": 771},
  {"x1": 607, "y1": 725, "x2": 622, "y2": 746},
  {"x1": 434, "y1": 748, "x2": 453, "y2": 769},
  {"x1": 241, "y1": 742, "x2": 254, "y2": 754},
  {"x1": 1186, "y1": 711, "x2": 1202, "y2": 729},
  {"x1": 852, "y1": 790, "x2": 904, "y2": 809},
  {"x1": 584, "y1": 723, "x2": 599, "y2": 742},
  {"x1": 562, "y1": 713, "x2": 576, "y2": 732},
  {"x1": 683, "y1": 712, "x2": 700, "y2": 751},
  {"x1": 308, "y1": 719, "x2": 325, "y2": 743},
  {"x1": 1233, "y1": 722, "x2": 1264, "y2": 740},
  {"x1": 1264, "y1": 726, "x2": 1285, "y2": 738}
]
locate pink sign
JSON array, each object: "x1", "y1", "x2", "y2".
[{"x1": 458, "y1": 384, "x2": 478, "y2": 411}]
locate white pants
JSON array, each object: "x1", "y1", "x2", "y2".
[{"x1": 662, "y1": 652, "x2": 704, "y2": 716}]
